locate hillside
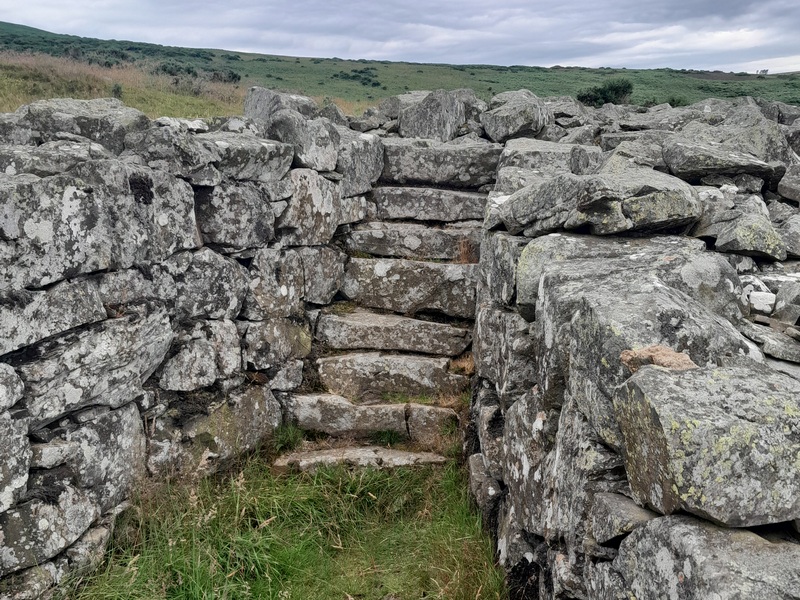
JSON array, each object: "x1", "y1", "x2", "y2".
[{"x1": 1, "y1": 20, "x2": 800, "y2": 117}]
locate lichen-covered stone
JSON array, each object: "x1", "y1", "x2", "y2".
[
  {"x1": 406, "y1": 403, "x2": 458, "y2": 445},
  {"x1": 615, "y1": 363, "x2": 800, "y2": 526},
  {"x1": 371, "y1": 186, "x2": 487, "y2": 221},
  {"x1": 173, "y1": 248, "x2": 250, "y2": 320},
  {"x1": 663, "y1": 138, "x2": 775, "y2": 182},
  {"x1": 333, "y1": 126, "x2": 383, "y2": 198},
  {"x1": 778, "y1": 164, "x2": 800, "y2": 202},
  {"x1": 159, "y1": 320, "x2": 240, "y2": 391},
  {"x1": 195, "y1": 131, "x2": 293, "y2": 182},
  {"x1": 478, "y1": 231, "x2": 530, "y2": 307},
  {"x1": 276, "y1": 168, "x2": 342, "y2": 245},
  {"x1": 242, "y1": 319, "x2": 312, "y2": 371},
  {"x1": 0, "y1": 365, "x2": 23, "y2": 411},
  {"x1": 0, "y1": 412, "x2": 30, "y2": 514},
  {"x1": 398, "y1": 89, "x2": 467, "y2": 142},
  {"x1": 244, "y1": 87, "x2": 319, "y2": 120},
  {"x1": 294, "y1": 245, "x2": 347, "y2": 305},
  {"x1": 496, "y1": 138, "x2": 588, "y2": 178},
  {"x1": 316, "y1": 309, "x2": 471, "y2": 356},
  {"x1": 0, "y1": 140, "x2": 112, "y2": 177},
  {"x1": 341, "y1": 258, "x2": 478, "y2": 318},
  {"x1": 264, "y1": 109, "x2": 339, "y2": 171},
  {"x1": 242, "y1": 248, "x2": 304, "y2": 319},
  {"x1": 590, "y1": 492, "x2": 658, "y2": 545},
  {"x1": 481, "y1": 91, "x2": 554, "y2": 142},
  {"x1": 274, "y1": 446, "x2": 447, "y2": 472},
  {"x1": 284, "y1": 393, "x2": 406, "y2": 437},
  {"x1": 344, "y1": 222, "x2": 481, "y2": 261},
  {"x1": 194, "y1": 181, "x2": 275, "y2": 250}
]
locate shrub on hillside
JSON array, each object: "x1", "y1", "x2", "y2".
[{"x1": 577, "y1": 77, "x2": 633, "y2": 107}]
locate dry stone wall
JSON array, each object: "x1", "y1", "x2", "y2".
[{"x1": 1, "y1": 88, "x2": 800, "y2": 599}]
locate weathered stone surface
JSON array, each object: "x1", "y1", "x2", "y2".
[
  {"x1": 269, "y1": 359, "x2": 304, "y2": 391},
  {"x1": 244, "y1": 87, "x2": 319, "y2": 120},
  {"x1": 778, "y1": 164, "x2": 800, "y2": 202},
  {"x1": 398, "y1": 89, "x2": 466, "y2": 142},
  {"x1": 0, "y1": 413, "x2": 29, "y2": 514},
  {"x1": 750, "y1": 290, "x2": 777, "y2": 314},
  {"x1": 1, "y1": 160, "x2": 200, "y2": 290},
  {"x1": 173, "y1": 248, "x2": 249, "y2": 320},
  {"x1": 11, "y1": 306, "x2": 172, "y2": 428},
  {"x1": 0, "y1": 485, "x2": 99, "y2": 578},
  {"x1": 406, "y1": 403, "x2": 458, "y2": 444},
  {"x1": 0, "y1": 365, "x2": 23, "y2": 411},
  {"x1": 496, "y1": 138, "x2": 587, "y2": 178},
  {"x1": 333, "y1": 126, "x2": 383, "y2": 198},
  {"x1": 294, "y1": 245, "x2": 347, "y2": 305},
  {"x1": 276, "y1": 168, "x2": 341, "y2": 245},
  {"x1": 242, "y1": 319, "x2": 312, "y2": 371},
  {"x1": 590, "y1": 492, "x2": 658, "y2": 545},
  {"x1": 317, "y1": 352, "x2": 469, "y2": 402},
  {"x1": 19, "y1": 98, "x2": 149, "y2": 154},
  {"x1": 473, "y1": 307, "x2": 536, "y2": 400},
  {"x1": 344, "y1": 222, "x2": 481, "y2": 261},
  {"x1": 371, "y1": 186, "x2": 487, "y2": 221},
  {"x1": 264, "y1": 109, "x2": 339, "y2": 171},
  {"x1": 284, "y1": 393, "x2": 406, "y2": 437},
  {"x1": 616, "y1": 363, "x2": 800, "y2": 526},
  {"x1": 93, "y1": 264, "x2": 177, "y2": 312},
  {"x1": 478, "y1": 231, "x2": 529, "y2": 307},
  {"x1": 380, "y1": 138, "x2": 502, "y2": 188},
  {"x1": 704, "y1": 212, "x2": 787, "y2": 261},
  {"x1": 468, "y1": 453, "x2": 503, "y2": 529},
  {"x1": 159, "y1": 320, "x2": 240, "y2": 391},
  {"x1": 378, "y1": 91, "x2": 431, "y2": 119},
  {"x1": 778, "y1": 215, "x2": 800, "y2": 258},
  {"x1": 481, "y1": 92, "x2": 554, "y2": 142},
  {"x1": 316, "y1": 309, "x2": 471, "y2": 356},
  {"x1": 194, "y1": 181, "x2": 275, "y2": 250},
  {"x1": 29, "y1": 439, "x2": 79, "y2": 470},
  {"x1": 663, "y1": 138, "x2": 775, "y2": 182},
  {"x1": 0, "y1": 140, "x2": 112, "y2": 177},
  {"x1": 0, "y1": 113, "x2": 35, "y2": 146},
  {"x1": 615, "y1": 515, "x2": 800, "y2": 599},
  {"x1": 274, "y1": 446, "x2": 447, "y2": 472},
  {"x1": 0, "y1": 280, "x2": 106, "y2": 357},
  {"x1": 499, "y1": 169, "x2": 701, "y2": 237},
  {"x1": 195, "y1": 131, "x2": 293, "y2": 183},
  {"x1": 598, "y1": 139, "x2": 668, "y2": 174},
  {"x1": 242, "y1": 247, "x2": 304, "y2": 319},
  {"x1": 342, "y1": 258, "x2": 478, "y2": 318}
]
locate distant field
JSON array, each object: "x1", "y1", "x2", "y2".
[{"x1": 1, "y1": 20, "x2": 800, "y2": 118}]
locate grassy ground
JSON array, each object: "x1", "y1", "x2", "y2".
[{"x1": 57, "y1": 452, "x2": 505, "y2": 600}]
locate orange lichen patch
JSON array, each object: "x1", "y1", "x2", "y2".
[{"x1": 620, "y1": 345, "x2": 699, "y2": 374}]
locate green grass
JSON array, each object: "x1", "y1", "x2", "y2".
[{"x1": 58, "y1": 458, "x2": 505, "y2": 600}]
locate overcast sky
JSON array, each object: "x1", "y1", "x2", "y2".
[{"x1": 2, "y1": 0, "x2": 800, "y2": 72}]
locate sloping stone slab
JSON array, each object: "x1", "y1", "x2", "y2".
[
  {"x1": 615, "y1": 515, "x2": 800, "y2": 600},
  {"x1": 274, "y1": 446, "x2": 447, "y2": 472},
  {"x1": 284, "y1": 393, "x2": 406, "y2": 437},
  {"x1": 663, "y1": 138, "x2": 774, "y2": 182},
  {"x1": 341, "y1": 258, "x2": 478, "y2": 318},
  {"x1": 316, "y1": 309, "x2": 471, "y2": 356},
  {"x1": 0, "y1": 140, "x2": 112, "y2": 177},
  {"x1": 398, "y1": 89, "x2": 466, "y2": 142},
  {"x1": 497, "y1": 138, "x2": 597, "y2": 177},
  {"x1": 481, "y1": 92, "x2": 553, "y2": 142},
  {"x1": 590, "y1": 492, "x2": 658, "y2": 545},
  {"x1": 380, "y1": 138, "x2": 502, "y2": 188},
  {"x1": 371, "y1": 186, "x2": 487, "y2": 221},
  {"x1": 317, "y1": 352, "x2": 469, "y2": 403},
  {"x1": 615, "y1": 363, "x2": 800, "y2": 526},
  {"x1": 344, "y1": 222, "x2": 481, "y2": 261}
]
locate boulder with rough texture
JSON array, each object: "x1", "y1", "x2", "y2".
[
  {"x1": 276, "y1": 168, "x2": 342, "y2": 245},
  {"x1": 0, "y1": 365, "x2": 23, "y2": 411},
  {"x1": 19, "y1": 98, "x2": 149, "y2": 154},
  {"x1": 380, "y1": 138, "x2": 502, "y2": 188},
  {"x1": 0, "y1": 280, "x2": 106, "y2": 357},
  {"x1": 194, "y1": 181, "x2": 275, "y2": 250},
  {"x1": 0, "y1": 412, "x2": 30, "y2": 514},
  {"x1": 294, "y1": 245, "x2": 347, "y2": 305},
  {"x1": 333, "y1": 126, "x2": 383, "y2": 198},
  {"x1": 778, "y1": 164, "x2": 800, "y2": 202},
  {"x1": 317, "y1": 352, "x2": 469, "y2": 402},
  {"x1": 264, "y1": 109, "x2": 339, "y2": 171},
  {"x1": 242, "y1": 319, "x2": 312, "y2": 372},
  {"x1": 478, "y1": 232, "x2": 530, "y2": 307},
  {"x1": 590, "y1": 492, "x2": 658, "y2": 545},
  {"x1": 274, "y1": 446, "x2": 447, "y2": 472},
  {"x1": 342, "y1": 258, "x2": 478, "y2": 318},
  {"x1": 159, "y1": 320, "x2": 240, "y2": 391},
  {"x1": 473, "y1": 307, "x2": 536, "y2": 400},
  {"x1": 242, "y1": 248, "x2": 305, "y2": 319},
  {"x1": 695, "y1": 210, "x2": 788, "y2": 261},
  {"x1": 1, "y1": 160, "x2": 200, "y2": 290},
  {"x1": 0, "y1": 140, "x2": 112, "y2": 177},
  {"x1": 615, "y1": 515, "x2": 800, "y2": 599},
  {"x1": 172, "y1": 248, "x2": 250, "y2": 320},
  {"x1": 316, "y1": 309, "x2": 471, "y2": 355},
  {"x1": 378, "y1": 91, "x2": 431, "y2": 119},
  {"x1": 284, "y1": 393, "x2": 406, "y2": 437},
  {"x1": 663, "y1": 138, "x2": 775, "y2": 182},
  {"x1": 496, "y1": 138, "x2": 586, "y2": 177},
  {"x1": 481, "y1": 91, "x2": 554, "y2": 142},
  {"x1": 196, "y1": 131, "x2": 293, "y2": 183},
  {"x1": 616, "y1": 363, "x2": 800, "y2": 526},
  {"x1": 406, "y1": 403, "x2": 458, "y2": 444},
  {"x1": 398, "y1": 89, "x2": 467, "y2": 142},
  {"x1": 371, "y1": 186, "x2": 487, "y2": 221},
  {"x1": 244, "y1": 87, "x2": 319, "y2": 120},
  {"x1": 343, "y1": 222, "x2": 481, "y2": 261}
]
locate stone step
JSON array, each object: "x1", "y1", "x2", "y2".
[
  {"x1": 341, "y1": 258, "x2": 478, "y2": 318},
  {"x1": 371, "y1": 186, "x2": 487, "y2": 222},
  {"x1": 343, "y1": 221, "x2": 481, "y2": 261},
  {"x1": 316, "y1": 352, "x2": 469, "y2": 403},
  {"x1": 284, "y1": 393, "x2": 458, "y2": 444},
  {"x1": 316, "y1": 308, "x2": 472, "y2": 356},
  {"x1": 273, "y1": 446, "x2": 448, "y2": 473}
]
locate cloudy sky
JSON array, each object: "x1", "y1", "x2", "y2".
[{"x1": 2, "y1": 0, "x2": 800, "y2": 72}]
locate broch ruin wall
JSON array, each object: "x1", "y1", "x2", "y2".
[{"x1": 1, "y1": 86, "x2": 800, "y2": 598}]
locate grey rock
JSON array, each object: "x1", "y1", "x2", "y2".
[
  {"x1": 265, "y1": 109, "x2": 339, "y2": 171},
  {"x1": 294, "y1": 245, "x2": 347, "y2": 305},
  {"x1": 19, "y1": 98, "x2": 149, "y2": 154},
  {"x1": 319, "y1": 101, "x2": 348, "y2": 126},
  {"x1": 12, "y1": 306, "x2": 172, "y2": 428},
  {"x1": 598, "y1": 139, "x2": 668, "y2": 174},
  {"x1": 497, "y1": 138, "x2": 591, "y2": 177},
  {"x1": 749, "y1": 290, "x2": 777, "y2": 314},
  {"x1": 590, "y1": 492, "x2": 658, "y2": 545},
  {"x1": 242, "y1": 248, "x2": 304, "y2": 319},
  {"x1": 398, "y1": 90, "x2": 466, "y2": 142},
  {"x1": 663, "y1": 138, "x2": 774, "y2": 182},
  {"x1": 615, "y1": 515, "x2": 800, "y2": 599},
  {"x1": 773, "y1": 281, "x2": 800, "y2": 324},
  {"x1": 93, "y1": 264, "x2": 177, "y2": 312},
  {"x1": 274, "y1": 446, "x2": 447, "y2": 472},
  {"x1": 494, "y1": 166, "x2": 546, "y2": 195},
  {"x1": 1, "y1": 160, "x2": 200, "y2": 290},
  {"x1": 380, "y1": 138, "x2": 502, "y2": 188},
  {"x1": 0, "y1": 113, "x2": 35, "y2": 146},
  {"x1": 244, "y1": 87, "x2": 319, "y2": 120},
  {"x1": 333, "y1": 126, "x2": 383, "y2": 198},
  {"x1": 616, "y1": 363, "x2": 800, "y2": 526},
  {"x1": 195, "y1": 131, "x2": 293, "y2": 183},
  {"x1": 159, "y1": 320, "x2": 240, "y2": 391},
  {"x1": 284, "y1": 393, "x2": 406, "y2": 437},
  {"x1": 341, "y1": 258, "x2": 478, "y2": 318},
  {"x1": 371, "y1": 186, "x2": 487, "y2": 221},
  {"x1": 173, "y1": 248, "x2": 250, "y2": 320},
  {"x1": 0, "y1": 412, "x2": 30, "y2": 514},
  {"x1": 343, "y1": 222, "x2": 481, "y2": 261},
  {"x1": 778, "y1": 164, "x2": 800, "y2": 202},
  {"x1": 276, "y1": 168, "x2": 342, "y2": 245},
  {"x1": 378, "y1": 91, "x2": 431, "y2": 119},
  {"x1": 599, "y1": 129, "x2": 676, "y2": 151},
  {"x1": 697, "y1": 211, "x2": 788, "y2": 261},
  {"x1": 535, "y1": 123, "x2": 566, "y2": 142},
  {"x1": 269, "y1": 359, "x2": 304, "y2": 391},
  {"x1": 194, "y1": 181, "x2": 275, "y2": 250},
  {"x1": 0, "y1": 280, "x2": 106, "y2": 357},
  {"x1": 0, "y1": 365, "x2": 23, "y2": 412},
  {"x1": 316, "y1": 352, "x2": 469, "y2": 402},
  {"x1": 477, "y1": 231, "x2": 529, "y2": 307},
  {"x1": 407, "y1": 403, "x2": 458, "y2": 445},
  {"x1": 242, "y1": 319, "x2": 312, "y2": 371},
  {"x1": 468, "y1": 453, "x2": 503, "y2": 530},
  {"x1": 29, "y1": 439, "x2": 79, "y2": 470},
  {"x1": 481, "y1": 91, "x2": 553, "y2": 142},
  {"x1": 0, "y1": 140, "x2": 111, "y2": 177},
  {"x1": 316, "y1": 308, "x2": 472, "y2": 356}
]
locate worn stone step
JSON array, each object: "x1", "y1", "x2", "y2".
[
  {"x1": 341, "y1": 258, "x2": 478, "y2": 318},
  {"x1": 343, "y1": 221, "x2": 481, "y2": 261},
  {"x1": 273, "y1": 446, "x2": 448, "y2": 473},
  {"x1": 316, "y1": 308, "x2": 471, "y2": 356},
  {"x1": 317, "y1": 352, "x2": 469, "y2": 403},
  {"x1": 371, "y1": 186, "x2": 487, "y2": 222}
]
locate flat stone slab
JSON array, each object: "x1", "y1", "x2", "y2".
[
  {"x1": 341, "y1": 258, "x2": 478, "y2": 318},
  {"x1": 615, "y1": 363, "x2": 800, "y2": 526},
  {"x1": 371, "y1": 186, "x2": 487, "y2": 222},
  {"x1": 344, "y1": 221, "x2": 481, "y2": 261},
  {"x1": 284, "y1": 394, "x2": 407, "y2": 437},
  {"x1": 317, "y1": 352, "x2": 469, "y2": 403},
  {"x1": 663, "y1": 138, "x2": 774, "y2": 182},
  {"x1": 316, "y1": 309, "x2": 471, "y2": 356},
  {"x1": 273, "y1": 446, "x2": 447, "y2": 472}
]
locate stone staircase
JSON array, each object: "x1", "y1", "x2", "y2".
[{"x1": 274, "y1": 181, "x2": 486, "y2": 471}]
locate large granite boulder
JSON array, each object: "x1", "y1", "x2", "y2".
[{"x1": 398, "y1": 90, "x2": 467, "y2": 142}]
